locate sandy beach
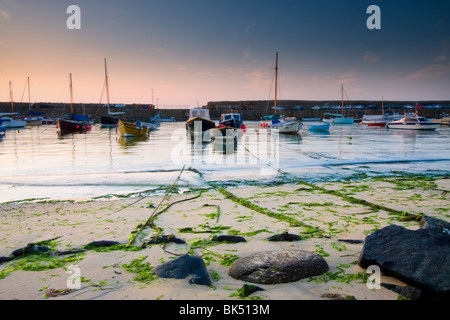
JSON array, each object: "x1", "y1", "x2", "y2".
[{"x1": 0, "y1": 175, "x2": 448, "y2": 301}]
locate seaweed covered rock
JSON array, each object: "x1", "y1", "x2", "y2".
[
  {"x1": 228, "y1": 250, "x2": 329, "y2": 284},
  {"x1": 11, "y1": 244, "x2": 50, "y2": 257},
  {"x1": 154, "y1": 255, "x2": 211, "y2": 286},
  {"x1": 146, "y1": 234, "x2": 186, "y2": 245},
  {"x1": 358, "y1": 216, "x2": 450, "y2": 297},
  {"x1": 84, "y1": 240, "x2": 120, "y2": 250}
]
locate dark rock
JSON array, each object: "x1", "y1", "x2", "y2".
[
  {"x1": 212, "y1": 235, "x2": 246, "y2": 243},
  {"x1": 84, "y1": 240, "x2": 120, "y2": 249},
  {"x1": 228, "y1": 250, "x2": 329, "y2": 284},
  {"x1": 55, "y1": 249, "x2": 87, "y2": 256},
  {"x1": 338, "y1": 239, "x2": 364, "y2": 244},
  {"x1": 11, "y1": 245, "x2": 50, "y2": 257},
  {"x1": 358, "y1": 216, "x2": 450, "y2": 297},
  {"x1": 381, "y1": 283, "x2": 424, "y2": 300},
  {"x1": 0, "y1": 256, "x2": 13, "y2": 263},
  {"x1": 236, "y1": 284, "x2": 265, "y2": 297},
  {"x1": 147, "y1": 234, "x2": 186, "y2": 245},
  {"x1": 154, "y1": 255, "x2": 211, "y2": 286},
  {"x1": 266, "y1": 232, "x2": 302, "y2": 242}
]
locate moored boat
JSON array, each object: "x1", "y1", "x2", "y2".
[
  {"x1": 57, "y1": 74, "x2": 93, "y2": 134},
  {"x1": 100, "y1": 59, "x2": 125, "y2": 127},
  {"x1": 150, "y1": 114, "x2": 176, "y2": 122},
  {"x1": 185, "y1": 108, "x2": 216, "y2": 136},
  {"x1": 270, "y1": 118, "x2": 302, "y2": 134},
  {"x1": 0, "y1": 117, "x2": 27, "y2": 128},
  {"x1": 307, "y1": 122, "x2": 330, "y2": 132},
  {"x1": 322, "y1": 84, "x2": 354, "y2": 124},
  {"x1": 387, "y1": 114, "x2": 440, "y2": 131},
  {"x1": 118, "y1": 120, "x2": 149, "y2": 137}
]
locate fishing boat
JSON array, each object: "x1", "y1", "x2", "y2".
[
  {"x1": 100, "y1": 59, "x2": 125, "y2": 127},
  {"x1": 387, "y1": 113, "x2": 440, "y2": 131},
  {"x1": 185, "y1": 108, "x2": 216, "y2": 136},
  {"x1": 117, "y1": 120, "x2": 149, "y2": 137},
  {"x1": 211, "y1": 113, "x2": 246, "y2": 142},
  {"x1": 323, "y1": 84, "x2": 354, "y2": 124},
  {"x1": 213, "y1": 113, "x2": 245, "y2": 135},
  {"x1": 57, "y1": 74, "x2": 92, "y2": 134},
  {"x1": 266, "y1": 52, "x2": 302, "y2": 134}
]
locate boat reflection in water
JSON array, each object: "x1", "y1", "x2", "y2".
[
  {"x1": 117, "y1": 135, "x2": 148, "y2": 147},
  {"x1": 210, "y1": 127, "x2": 241, "y2": 154}
]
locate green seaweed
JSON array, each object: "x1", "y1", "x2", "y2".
[{"x1": 122, "y1": 256, "x2": 158, "y2": 284}]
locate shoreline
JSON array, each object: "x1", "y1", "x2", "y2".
[{"x1": 0, "y1": 174, "x2": 448, "y2": 300}]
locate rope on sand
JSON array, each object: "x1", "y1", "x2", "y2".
[{"x1": 128, "y1": 165, "x2": 186, "y2": 245}]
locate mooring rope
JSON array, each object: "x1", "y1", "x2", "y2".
[{"x1": 127, "y1": 165, "x2": 186, "y2": 245}]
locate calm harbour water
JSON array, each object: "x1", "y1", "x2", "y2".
[{"x1": 0, "y1": 121, "x2": 449, "y2": 203}]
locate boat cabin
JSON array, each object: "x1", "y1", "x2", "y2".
[
  {"x1": 189, "y1": 108, "x2": 211, "y2": 120},
  {"x1": 220, "y1": 113, "x2": 242, "y2": 123}
]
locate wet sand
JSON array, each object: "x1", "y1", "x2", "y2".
[{"x1": 0, "y1": 176, "x2": 448, "y2": 300}]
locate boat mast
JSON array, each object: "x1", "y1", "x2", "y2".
[
  {"x1": 27, "y1": 77, "x2": 31, "y2": 113},
  {"x1": 341, "y1": 83, "x2": 344, "y2": 116},
  {"x1": 274, "y1": 52, "x2": 278, "y2": 114},
  {"x1": 9, "y1": 81, "x2": 13, "y2": 112},
  {"x1": 382, "y1": 96, "x2": 384, "y2": 115},
  {"x1": 69, "y1": 73, "x2": 74, "y2": 114},
  {"x1": 105, "y1": 58, "x2": 110, "y2": 113}
]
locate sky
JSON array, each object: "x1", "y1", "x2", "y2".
[{"x1": 0, "y1": 0, "x2": 449, "y2": 108}]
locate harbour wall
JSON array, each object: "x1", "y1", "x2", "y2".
[{"x1": 1, "y1": 100, "x2": 449, "y2": 122}]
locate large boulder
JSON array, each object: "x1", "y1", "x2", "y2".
[
  {"x1": 358, "y1": 216, "x2": 450, "y2": 297},
  {"x1": 154, "y1": 255, "x2": 211, "y2": 286},
  {"x1": 228, "y1": 250, "x2": 329, "y2": 284}
]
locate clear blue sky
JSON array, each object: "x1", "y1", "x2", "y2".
[{"x1": 0, "y1": 0, "x2": 449, "y2": 107}]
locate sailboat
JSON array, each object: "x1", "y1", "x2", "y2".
[
  {"x1": 323, "y1": 84, "x2": 354, "y2": 124},
  {"x1": 23, "y1": 78, "x2": 42, "y2": 126},
  {"x1": 0, "y1": 81, "x2": 26, "y2": 128},
  {"x1": 267, "y1": 52, "x2": 302, "y2": 134},
  {"x1": 100, "y1": 58, "x2": 125, "y2": 127},
  {"x1": 362, "y1": 97, "x2": 402, "y2": 126},
  {"x1": 57, "y1": 73, "x2": 92, "y2": 134}
]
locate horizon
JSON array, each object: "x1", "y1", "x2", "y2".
[{"x1": 1, "y1": 1, "x2": 450, "y2": 108}]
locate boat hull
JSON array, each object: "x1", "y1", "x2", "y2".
[
  {"x1": 323, "y1": 117, "x2": 354, "y2": 124},
  {"x1": 363, "y1": 121, "x2": 387, "y2": 127},
  {"x1": 57, "y1": 119, "x2": 92, "y2": 133},
  {"x1": 308, "y1": 123, "x2": 330, "y2": 132},
  {"x1": 118, "y1": 120, "x2": 149, "y2": 137},
  {"x1": 387, "y1": 123, "x2": 440, "y2": 130},
  {"x1": 0, "y1": 118, "x2": 27, "y2": 128},
  {"x1": 185, "y1": 117, "x2": 216, "y2": 136},
  {"x1": 270, "y1": 121, "x2": 302, "y2": 134},
  {"x1": 100, "y1": 116, "x2": 120, "y2": 127}
]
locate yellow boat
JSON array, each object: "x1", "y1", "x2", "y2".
[{"x1": 118, "y1": 120, "x2": 149, "y2": 137}]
